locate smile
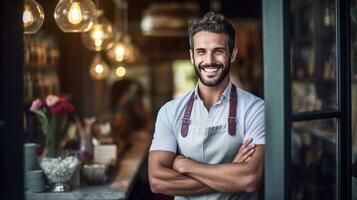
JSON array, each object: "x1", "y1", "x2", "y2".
[{"x1": 202, "y1": 67, "x2": 219, "y2": 73}]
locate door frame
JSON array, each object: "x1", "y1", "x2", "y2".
[{"x1": 263, "y1": 0, "x2": 352, "y2": 199}]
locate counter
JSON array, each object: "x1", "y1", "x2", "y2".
[{"x1": 26, "y1": 132, "x2": 152, "y2": 200}]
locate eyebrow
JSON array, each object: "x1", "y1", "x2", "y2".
[{"x1": 194, "y1": 47, "x2": 227, "y2": 52}]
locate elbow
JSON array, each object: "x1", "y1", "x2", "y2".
[
  {"x1": 149, "y1": 176, "x2": 161, "y2": 194},
  {"x1": 243, "y1": 174, "x2": 261, "y2": 193},
  {"x1": 149, "y1": 175, "x2": 171, "y2": 195}
]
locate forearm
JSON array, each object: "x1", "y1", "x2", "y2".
[
  {"x1": 149, "y1": 165, "x2": 213, "y2": 196},
  {"x1": 179, "y1": 160, "x2": 259, "y2": 193}
]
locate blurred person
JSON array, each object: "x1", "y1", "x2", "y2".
[
  {"x1": 110, "y1": 79, "x2": 154, "y2": 142},
  {"x1": 148, "y1": 12, "x2": 265, "y2": 200}
]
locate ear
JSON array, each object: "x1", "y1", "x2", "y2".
[
  {"x1": 190, "y1": 49, "x2": 194, "y2": 64},
  {"x1": 230, "y1": 47, "x2": 238, "y2": 63}
]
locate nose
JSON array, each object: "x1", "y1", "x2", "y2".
[{"x1": 206, "y1": 51, "x2": 215, "y2": 65}]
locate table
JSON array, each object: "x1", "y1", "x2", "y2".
[{"x1": 26, "y1": 133, "x2": 152, "y2": 200}]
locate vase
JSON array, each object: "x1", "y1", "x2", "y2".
[{"x1": 39, "y1": 150, "x2": 80, "y2": 192}]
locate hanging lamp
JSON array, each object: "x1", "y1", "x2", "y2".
[
  {"x1": 114, "y1": 64, "x2": 126, "y2": 78},
  {"x1": 89, "y1": 53, "x2": 110, "y2": 80},
  {"x1": 23, "y1": 0, "x2": 44, "y2": 34},
  {"x1": 106, "y1": 0, "x2": 138, "y2": 63},
  {"x1": 54, "y1": 0, "x2": 96, "y2": 32},
  {"x1": 81, "y1": 9, "x2": 114, "y2": 51}
]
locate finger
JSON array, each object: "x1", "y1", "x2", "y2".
[
  {"x1": 234, "y1": 142, "x2": 255, "y2": 162},
  {"x1": 235, "y1": 145, "x2": 255, "y2": 163},
  {"x1": 240, "y1": 148, "x2": 255, "y2": 162},
  {"x1": 239, "y1": 143, "x2": 256, "y2": 157},
  {"x1": 236, "y1": 139, "x2": 253, "y2": 155},
  {"x1": 242, "y1": 138, "x2": 253, "y2": 148},
  {"x1": 237, "y1": 145, "x2": 256, "y2": 162}
]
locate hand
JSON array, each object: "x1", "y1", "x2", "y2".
[
  {"x1": 173, "y1": 155, "x2": 187, "y2": 173},
  {"x1": 233, "y1": 138, "x2": 256, "y2": 163}
]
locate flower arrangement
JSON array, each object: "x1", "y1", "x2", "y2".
[{"x1": 30, "y1": 95, "x2": 75, "y2": 155}]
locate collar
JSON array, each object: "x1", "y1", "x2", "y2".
[{"x1": 193, "y1": 80, "x2": 233, "y2": 102}]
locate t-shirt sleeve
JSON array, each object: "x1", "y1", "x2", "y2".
[
  {"x1": 149, "y1": 103, "x2": 177, "y2": 153},
  {"x1": 244, "y1": 99, "x2": 265, "y2": 145}
]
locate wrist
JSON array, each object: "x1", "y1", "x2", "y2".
[{"x1": 178, "y1": 157, "x2": 192, "y2": 174}]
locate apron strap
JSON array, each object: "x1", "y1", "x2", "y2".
[
  {"x1": 228, "y1": 85, "x2": 237, "y2": 136},
  {"x1": 181, "y1": 91, "x2": 196, "y2": 137},
  {"x1": 180, "y1": 84, "x2": 238, "y2": 137}
]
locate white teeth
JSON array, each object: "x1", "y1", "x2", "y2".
[{"x1": 203, "y1": 68, "x2": 218, "y2": 72}]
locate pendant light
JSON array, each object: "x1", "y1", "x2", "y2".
[
  {"x1": 81, "y1": 9, "x2": 114, "y2": 51},
  {"x1": 114, "y1": 64, "x2": 126, "y2": 78},
  {"x1": 54, "y1": 0, "x2": 96, "y2": 33},
  {"x1": 89, "y1": 54, "x2": 110, "y2": 80},
  {"x1": 106, "y1": 0, "x2": 138, "y2": 63},
  {"x1": 23, "y1": 0, "x2": 44, "y2": 34}
]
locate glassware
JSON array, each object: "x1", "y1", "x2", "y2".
[
  {"x1": 81, "y1": 10, "x2": 114, "y2": 51},
  {"x1": 23, "y1": 0, "x2": 44, "y2": 34},
  {"x1": 89, "y1": 54, "x2": 110, "y2": 80},
  {"x1": 54, "y1": 0, "x2": 96, "y2": 32},
  {"x1": 39, "y1": 150, "x2": 80, "y2": 192}
]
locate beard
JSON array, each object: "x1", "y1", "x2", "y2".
[{"x1": 193, "y1": 61, "x2": 230, "y2": 87}]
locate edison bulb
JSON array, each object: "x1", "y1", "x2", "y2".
[
  {"x1": 89, "y1": 54, "x2": 110, "y2": 80},
  {"x1": 23, "y1": 0, "x2": 44, "y2": 34},
  {"x1": 106, "y1": 41, "x2": 127, "y2": 63},
  {"x1": 81, "y1": 10, "x2": 114, "y2": 51},
  {"x1": 23, "y1": 6, "x2": 34, "y2": 27},
  {"x1": 54, "y1": 0, "x2": 96, "y2": 32},
  {"x1": 115, "y1": 66, "x2": 126, "y2": 78},
  {"x1": 68, "y1": 2, "x2": 82, "y2": 25},
  {"x1": 95, "y1": 64, "x2": 104, "y2": 73}
]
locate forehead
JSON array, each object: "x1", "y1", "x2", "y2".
[{"x1": 192, "y1": 31, "x2": 229, "y2": 49}]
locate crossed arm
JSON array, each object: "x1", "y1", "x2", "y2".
[{"x1": 148, "y1": 138, "x2": 264, "y2": 196}]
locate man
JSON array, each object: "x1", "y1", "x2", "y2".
[{"x1": 149, "y1": 11, "x2": 265, "y2": 200}]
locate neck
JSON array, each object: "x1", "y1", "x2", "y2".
[{"x1": 197, "y1": 78, "x2": 230, "y2": 110}]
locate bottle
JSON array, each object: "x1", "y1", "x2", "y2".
[{"x1": 78, "y1": 118, "x2": 95, "y2": 162}]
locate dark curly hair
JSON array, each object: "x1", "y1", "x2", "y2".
[{"x1": 188, "y1": 11, "x2": 236, "y2": 54}]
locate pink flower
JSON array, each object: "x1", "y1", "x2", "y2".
[
  {"x1": 30, "y1": 99, "x2": 44, "y2": 112},
  {"x1": 49, "y1": 98, "x2": 75, "y2": 114},
  {"x1": 46, "y1": 95, "x2": 60, "y2": 107}
]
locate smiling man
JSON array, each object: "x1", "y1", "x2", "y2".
[{"x1": 148, "y1": 12, "x2": 265, "y2": 200}]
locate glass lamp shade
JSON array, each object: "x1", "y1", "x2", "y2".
[
  {"x1": 106, "y1": 34, "x2": 135, "y2": 63},
  {"x1": 114, "y1": 65, "x2": 126, "y2": 78},
  {"x1": 89, "y1": 54, "x2": 110, "y2": 80},
  {"x1": 23, "y1": 0, "x2": 44, "y2": 34},
  {"x1": 54, "y1": 0, "x2": 96, "y2": 33},
  {"x1": 81, "y1": 10, "x2": 114, "y2": 51}
]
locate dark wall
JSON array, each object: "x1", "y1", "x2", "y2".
[{"x1": 0, "y1": 0, "x2": 24, "y2": 199}]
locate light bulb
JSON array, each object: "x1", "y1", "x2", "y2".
[
  {"x1": 23, "y1": 5, "x2": 34, "y2": 27},
  {"x1": 95, "y1": 64, "x2": 104, "y2": 73},
  {"x1": 115, "y1": 45, "x2": 125, "y2": 57},
  {"x1": 115, "y1": 66, "x2": 126, "y2": 78},
  {"x1": 81, "y1": 10, "x2": 114, "y2": 51},
  {"x1": 54, "y1": 0, "x2": 96, "y2": 32},
  {"x1": 91, "y1": 27, "x2": 104, "y2": 40},
  {"x1": 68, "y1": 2, "x2": 82, "y2": 25},
  {"x1": 23, "y1": 0, "x2": 44, "y2": 34},
  {"x1": 94, "y1": 39, "x2": 103, "y2": 47},
  {"x1": 89, "y1": 54, "x2": 110, "y2": 80}
]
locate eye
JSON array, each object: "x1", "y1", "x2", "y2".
[
  {"x1": 214, "y1": 49, "x2": 225, "y2": 55},
  {"x1": 196, "y1": 50, "x2": 205, "y2": 55}
]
